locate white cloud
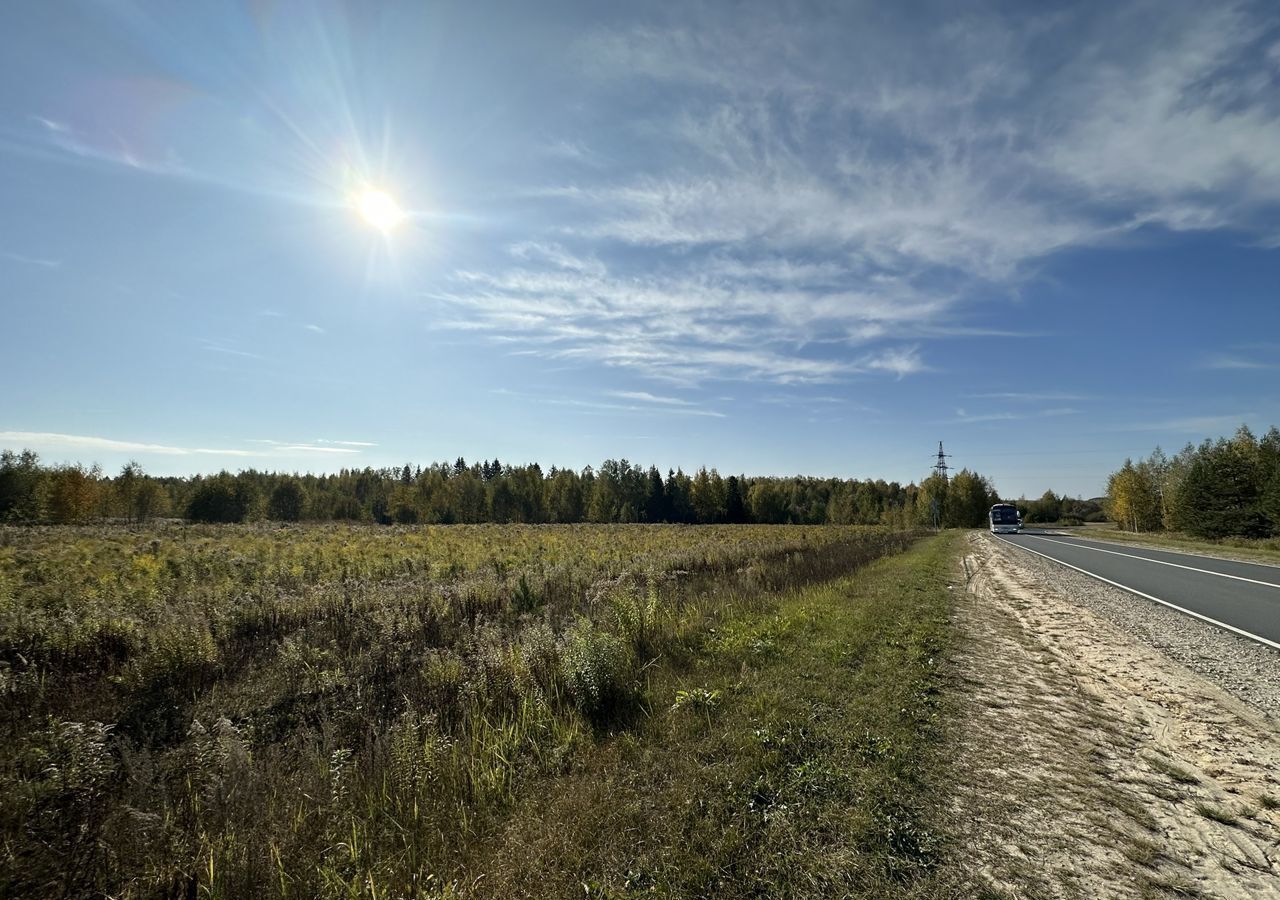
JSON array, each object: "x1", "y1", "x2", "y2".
[
  {"x1": 1122, "y1": 413, "x2": 1259, "y2": 433},
  {"x1": 492, "y1": 389, "x2": 726, "y2": 418},
  {"x1": 0, "y1": 431, "x2": 258, "y2": 457},
  {"x1": 304, "y1": 324, "x2": 325, "y2": 334},
  {"x1": 250, "y1": 438, "x2": 371, "y2": 452},
  {"x1": 435, "y1": 257, "x2": 941, "y2": 384},
  {"x1": 966, "y1": 392, "x2": 1089, "y2": 401},
  {"x1": 606, "y1": 390, "x2": 695, "y2": 406},
  {"x1": 1199, "y1": 353, "x2": 1275, "y2": 370},
  {"x1": 199, "y1": 339, "x2": 265, "y2": 360},
  {"x1": 2, "y1": 251, "x2": 62, "y2": 269},
  {"x1": 861, "y1": 346, "x2": 926, "y2": 378},
  {"x1": 948, "y1": 406, "x2": 1081, "y2": 425},
  {"x1": 446, "y1": 4, "x2": 1280, "y2": 388}
]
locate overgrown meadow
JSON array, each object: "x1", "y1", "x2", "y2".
[{"x1": 0, "y1": 523, "x2": 919, "y2": 898}]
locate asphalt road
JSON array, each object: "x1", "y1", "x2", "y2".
[{"x1": 992, "y1": 529, "x2": 1280, "y2": 650}]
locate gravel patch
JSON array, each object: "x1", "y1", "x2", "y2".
[{"x1": 989, "y1": 534, "x2": 1280, "y2": 721}]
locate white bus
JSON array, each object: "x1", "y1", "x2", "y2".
[{"x1": 989, "y1": 503, "x2": 1021, "y2": 534}]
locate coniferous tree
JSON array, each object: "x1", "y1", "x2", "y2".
[{"x1": 1175, "y1": 439, "x2": 1268, "y2": 538}]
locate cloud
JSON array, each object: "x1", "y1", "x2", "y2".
[
  {"x1": 2, "y1": 251, "x2": 62, "y2": 269},
  {"x1": 492, "y1": 389, "x2": 726, "y2": 418},
  {"x1": 440, "y1": 4, "x2": 1280, "y2": 388},
  {"x1": 249, "y1": 438, "x2": 370, "y2": 453},
  {"x1": 606, "y1": 390, "x2": 695, "y2": 406},
  {"x1": 571, "y1": 3, "x2": 1280, "y2": 257},
  {"x1": 304, "y1": 324, "x2": 325, "y2": 333},
  {"x1": 966, "y1": 392, "x2": 1089, "y2": 401},
  {"x1": 861, "y1": 346, "x2": 926, "y2": 378},
  {"x1": 434, "y1": 256, "x2": 941, "y2": 384},
  {"x1": 948, "y1": 407, "x2": 1081, "y2": 424},
  {"x1": 199, "y1": 339, "x2": 265, "y2": 360},
  {"x1": 28, "y1": 113, "x2": 188, "y2": 177},
  {"x1": 1199, "y1": 353, "x2": 1275, "y2": 370},
  {"x1": 508, "y1": 241, "x2": 605, "y2": 276},
  {"x1": 0, "y1": 431, "x2": 258, "y2": 457},
  {"x1": 1120, "y1": 414, "x2": 1259, "y2": 434},
  {"x1": 0, "y1": 433, "x2": 374, "y2": 460}
]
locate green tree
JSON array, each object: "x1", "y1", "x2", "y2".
[
  {"x1": 45, "y1": 463, "x2": 101, "y2": 524},
  {"x1": 1026, "y1": 490, "x2": 1063, "y2": 524},
  {"x1": 268, "y1": 479, "x2": 307, "y2": 521},
  {"x1": 1261, "y1": 467, "x2": 1280, "y2": 536},
  {"x1": 1174, "y1": 439, "x2": 1268, "y2": 538},
  {"x1": 187, "y1": 474, "x2": 258, "y2": 523},
  {"x1": 725, "y1": 475, "x2": 746, "y2": 523},
  {"x1": 0, "y1": 450, "x2": 45, "y2": 522},
  {"x1": 747, "y1": 480, "x2": 788, "y2": 524},
  {"x1": 1106, "y1": 460, "x2": 1160, "y2": 532},
  {"x1": 915, "y1": 473, "x2": 948, "y2": 529},
  {"x1": 945, "y1": 469, "x2": 992, "y2": 528},
  {"x1": 690, "y1": 467, "x2": 727, "y2": 523}
]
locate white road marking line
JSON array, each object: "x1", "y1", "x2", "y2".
[
  {"x1": 993, "y1": 536, "x2": 1280, "y2": 652},
  {"x1": 1032, "y1": 531, "x2": 1280, "y2": 571},
  {"x1": 1022, "y1": 534, "x2": 1280, "y2": 590}
]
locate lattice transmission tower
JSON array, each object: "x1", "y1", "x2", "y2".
[
  {"x1": 933, "y1": 441, "x2": 952, "y2": 479},
  {"x1": 929, "y1": 441, "x2": 952, "y2": 530}
]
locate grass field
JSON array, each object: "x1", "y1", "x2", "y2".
[{"x1": 0, "y1": 523, "x2": 957, "y2": 898}]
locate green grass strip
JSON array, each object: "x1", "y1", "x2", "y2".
[{"x1": 467, "y1": 532, "x2": 961, "y2": 899}]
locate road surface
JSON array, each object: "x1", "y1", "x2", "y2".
[{"x1": 992, "y1": 529, "x2": 1280, "y2": 650}]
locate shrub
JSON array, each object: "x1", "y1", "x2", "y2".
[{"x1": 559, "y1": 621, "x2": 636, "y2": 725}]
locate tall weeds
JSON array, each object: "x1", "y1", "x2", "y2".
[{"x1": 0, "y1": 523, "x2": 914, "y2": 897}]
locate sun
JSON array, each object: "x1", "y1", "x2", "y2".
[{"x1": 353, "y1": 187, "x2": 406, "y2": 233}]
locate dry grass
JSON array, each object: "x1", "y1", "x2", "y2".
[{"x1": 0, "y1": 523, "x2": 944, "y2": 898}]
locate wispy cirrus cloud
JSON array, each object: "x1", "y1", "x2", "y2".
[
  {"x1": 0, "y1": 431, "x2": 375, "y2": 460},
  {"x1": 1117, "y1": 413, "x2": 1259, "y2": 434},
  {"x1": 2, "y1": 251, "x2": 62, "y2": 269},
  {"x1": 1199, "y1": 353, "x2": 1276, "y2": 371},
  {"x1": 434, "y1": 245, "x2": 944, "y2": 385},
  {"x1": 965, "y1": 391, "x2": 1089, "y2": 402},
  {"x1": 25, "y1": 114, "x2": 189, "y2": 177},
  {"x1": 198, "y1": 339, "x2": 265, "y2": 360},
  {"x1": 0, "y1": 431, "x2": 258, "y2": 457},
  {"x1": 436, "y1": 3, "x2": 1280, "y2": 390},
  {"x1": 493, "y1": 388, "x2": 726, "y2": 418},
  {"x1": 606, "y1": 390, "x2": 695, "y2": 406},
  {"x1": 948, "y1": 407, "x2": 1081, "y2": 425}
]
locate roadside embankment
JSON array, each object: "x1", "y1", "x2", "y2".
[{"x1": 948, "y1": 533, "x2": 1280, "y2": 899}]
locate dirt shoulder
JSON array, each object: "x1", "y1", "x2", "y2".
[{"x1": 948, "y1": 532, "x2": 1280, "y2": 899}]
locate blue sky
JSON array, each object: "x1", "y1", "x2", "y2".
[{"x1": 2, "y1": 0, "x2": 1279, "y2": 499}]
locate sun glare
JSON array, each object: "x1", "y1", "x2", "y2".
[{"x1": 354, "y1": 187, "x2": 406, "y2": 233}]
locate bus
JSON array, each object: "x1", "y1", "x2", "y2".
[{"x1": 989, "y1": 503, "x2": 1021, "y2": 534}]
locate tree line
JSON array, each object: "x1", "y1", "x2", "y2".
[
  {"x1": 0, "y1": 449, "x2": 1006, "y2": 529},
  {"x1": 1106, "y1": 425, "x2": 1280, "y2": 538}
]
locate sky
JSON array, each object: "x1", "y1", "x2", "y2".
[{"x1": 2, "y1": 0, "x2": 1279, "y2": 500}]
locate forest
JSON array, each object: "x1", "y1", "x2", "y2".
[
  {"x1": 0, "y1": 450, "x2": 1006, "y2": 529},
  {"x1": 1106, "y1": 424, "x2": 1280, "y2": 538}
]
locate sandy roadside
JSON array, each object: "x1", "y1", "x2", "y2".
[{"x1": 947, "y1": 532, "x2": 1280, "y2": 899}]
